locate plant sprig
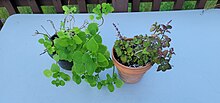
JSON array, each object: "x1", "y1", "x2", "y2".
[
  {"x1": 113, "y1": 21, "x2": 175, "y2": 71},
  {"x1": 38, "y1": 3, "x2": 123, "y2": 92}
]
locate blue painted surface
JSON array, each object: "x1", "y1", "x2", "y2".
[{"x1": 0, "y1": 9, "x2": 220, "y2": 103}]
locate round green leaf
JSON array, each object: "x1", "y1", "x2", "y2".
[
  {"x1": 53, "y1": 54, "x2": 60, "y2": 62},
  {"x1": 43, "y1": 69, "x2": 52, "y2": 78},
  {"x1": 38, "y1": 38, "x2": 44, "y2": 44},
  {"x1": 72, "y1": 51, "x2": 83, "y2": 63},
  {"x1": 87, "y1": 23, "x2": 98, "y2": 35},
  {"x1": 73, "y1": 62, "x2": 85, "y2": 74},
  {"x1": 86, "y1": 38, "x2": 99, "y2": 52},
  {"x1": 94, "y1": 34, "x2": 102, "y2": 43},
  {"x1": 97, "y1": 53, "x2": 107, "y2": 62},
  {"x1": 73, "y1": 35, "x2": 82, "y2": 44},
  {"x1": 60, "y1": 80, "x2": 65, "y2": 86},
  {"x1": 51, "y1": 63, "x2": 60, "y2": 72},
  {"x1": 89, "y1": 15, "x2": 94, "y2": 20},
  {"x1": 72, "y1": 72, "x2": 81, "y2": 84}
]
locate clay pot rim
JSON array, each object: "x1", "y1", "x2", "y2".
[{"x1": 112, "y1": 47, "x2": 152, "y2": 70}]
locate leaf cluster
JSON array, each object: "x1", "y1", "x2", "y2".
[
  {"x1": 114, "y1": 21, "x2": 175, "y2": 71},
  {"x1": 39, "y1": 3, "x2": 123, "y2": 92}
]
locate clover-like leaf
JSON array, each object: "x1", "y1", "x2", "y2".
[
  {"x1": 73, "y1": 62, "x2": 85, "y2": 74},
  {"x1": 72, "y1": 51, "x2": 83, "y2": 63},
  {"x1": 89, "y1": 15, "x2": 94, "y2": 20},
  {"x1": 38, "y1": 38, "x2": 44, "y2": 44},
  {"x1": 51, "y1": 63, "x2": 60, "y2": 72},
  {"x1": 73, "y1": 35, "x2": 82, "y2": 44},
  {"x1": 97, "y1": 53, "x2": 107, "y2": 62},
  {"x1": 88, "y1": 23, "x2": 98, "y2": 35},
  {"x1": 43, "y1": 69, "x2": 52, "y2": 78},
  {"x1": 53, "y1": 54, "x2": 60, "y2": 62},
  {"x1": 86, "y1": 38, "x2": 99, "y2": 52},
  {"x1": 72, "y1": 72, "x2": 81, "y2": 84}
]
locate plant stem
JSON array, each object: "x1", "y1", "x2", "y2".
[
  {"x1": 98, "y1": 17, "x2": 104, "y2": 27},
  {"x1": 41, "y1": 25, "x2": 51, "y2": 38},
  {"x1": 113, "y1": 65, "x2": 115, "y2": 75},
  {"x1": 47, "y1": 20, "x2": 57, "y2": 32}
]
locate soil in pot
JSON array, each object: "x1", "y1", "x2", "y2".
[{"x1": 112, "y1": 48, "x2": 152, "y2": 84}]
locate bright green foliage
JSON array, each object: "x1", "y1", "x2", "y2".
[
  {"x1": 114, "y1": 21, "x2": 175, "y2": 72},
  {"x1": 39, "y1": 3, "x2": 123, "y2": 92},
  {"x1": 43, "y1": 69, "x2": 52, "y2": 78},
  {"x1": 43, "y1": 63, "x2": 70, "y2": 87},
  {"x1": 51, "y1": 63, "x2": 60, "y2": 72},
  {"x1": 91, "y1": 3, "x2": 114, "y2": 20}
]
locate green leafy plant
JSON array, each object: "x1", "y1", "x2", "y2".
[
  {"x1": 36, "y1": 3, "x2": 123, "y2": 92},
  {"x1": 113, "y1": 21, "x2": 175, "y2": 71}
]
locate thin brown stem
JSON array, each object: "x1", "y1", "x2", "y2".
[
  {"x1": 47, "y1": 20, "x2": 57, "y2": 32},
  {"x1": 41, "y1": 25, "x2": 51, "y2": 37}
]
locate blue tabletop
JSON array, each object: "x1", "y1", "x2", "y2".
[{"x1": 0, "y1": 9, "x2": 220, "y2": 103}]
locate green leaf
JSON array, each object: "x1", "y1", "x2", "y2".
[
  {"x1": 127, "y1": 47, "x2": 132, "y2": 53},
  {"x1": 85, "y1": 75, "x2": 96, "y2": 86},
  {"x1": 57, "y1": 31, "x2": 65, "y2": 38},
  {"x1": 52, "y1": 72, "x2": 59, "y2": 78},
  {"x1": 77, "y1": 32, "x2": 86, "y2": 43},
  {"x1": 38, "y1": 38, "x2": 44, "y2": 44},
  {"x1": 106, "y1": 74, "x2": 112, "y2": 82},
  {"x1": 104, "y1": 51, "x2": 110, "y2": 58},
  {"x1": 72, "y1": 27, "x2": 80, "y2": 34},
  {"x1": 82, "y1": 53, "x2": 93, "y2": 63},
  {"x1": 53, "y1": 54, "x2": 60, "y2": 62},
  {"x1": 89, "y1": 15, "x2": 94, "y2": 20},
  {"x1": 73, "y1": 35, "x2": 82, "y2": 44},
  {"x1": 60, "y1": 80, "x2": 65, "y2": 86},
  {"x1": 43, "y1": 69, "x2": 52, "y2": 78},
  {"x1": 94, "y1": 34, "x2": 102, "y2": 43},
  {"x1": 108, "y1": 83, "x2": 114, "y2": 92},
  {"x1": 72, "y1": 72, "x2": 81, "y2": 84},
  {"x1": 81, "y1": 54, "x2": 96, "y2": 76},
  {"x1": 51, "y1": 63, "x2": 60, "y2": 72},
  {"x1": 73, "y1": 62, "x2": 85, "y2": 74},
  {"x1": 87, "y1": 23, "x2": 98, "y2": 35},
  {"x1": 97, "y1": 53, "x2": 107, "y2": 62},
  {"x1": 98, "y1": 60, "x2": 109, "y2": 67},
  {"x1": 72, "y1": 51, "x2": 83, "y2": 63},
  {"x1": 98, "y1": 44, "x2": 107, "y2": 54},
  {"x1": 97, "y1": 82, "x2": 102, "y2": 90},
  {"x1": 70, "y1": 7, "x2": 77, "y2": 12},
  {"x1": 62, "y1": 6, "x2": 69, "y2": 12},
  {"x1": 115, "y1": 78, "x2": 124, "y2": 88},
  {"x1": 120, "y1": 55, "x2": 127, "y2": 64},
  {"x1": 60, "y1": 72, "x2": 71, "y2": 81},
  {"x1": 54, "y1": 38, "x2": 69, "y2": 47},
  {"x1": 167, "y1": 25, "x2": 172, "y2": 29},
  {"x1": 55, "y1": 79, "x2": 60, "y2": 87},
  {"x1": 51, "y1": 80, "x2": 56, "y2": 85},
  {"x1": 86, "y1": 38, "x2": 99, "y2": 52},
  {"x1": 86, "y1": 62, "x2": 97, "y2": 75}
]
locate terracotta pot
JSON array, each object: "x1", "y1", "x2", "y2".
[{"x1": 112, "y1": 42, "x2": 152, "y2": 84}]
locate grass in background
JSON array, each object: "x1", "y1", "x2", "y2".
[
  {"x1": 0, "y1": 0, "x2": 218, "y2": 24},
  {"x1": 140, "y1": 2, "x2": 152, "y2": 11},
  {"x1": 160, "y1": 2, "x2": 174, "y2": 11}
]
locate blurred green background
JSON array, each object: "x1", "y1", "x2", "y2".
[{"x1": 0, "y1": 0, "x2": 218, "y2": 23}]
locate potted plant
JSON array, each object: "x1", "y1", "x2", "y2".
[
  {"x1": 36, "y1": 3, "x2": 123, "y2": 92},
  {"x1": 112, "y1": 21, "x2": 175, "y2": 83}
]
